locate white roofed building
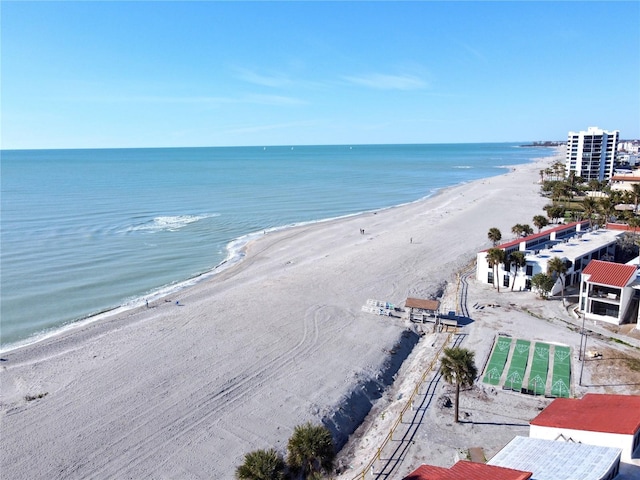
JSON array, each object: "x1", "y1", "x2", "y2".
[{"x1": 476, "y1": 222, "x2": 624, "y2": 296}]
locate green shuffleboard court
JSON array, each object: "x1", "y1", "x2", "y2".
[
  {"x1": 527, "y1": 342, "x2": 550, "y2": 395},
  {"x1": 504, "y1": 339, "x2": 530, "y2": 392},
  {"x1": 551, "y1": 345, "x2": 571, "y2": 398},
  {"x1": 483, "y1": 336, "x2": 512, "y2": 385}
]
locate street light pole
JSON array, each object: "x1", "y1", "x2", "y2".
[{"x1": 579, "y1": 311, "x2": 586, "y2": 361}]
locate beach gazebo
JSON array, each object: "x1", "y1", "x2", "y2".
[{"x1": 405, "y1": 297, "x2": 440, "y2": 323}]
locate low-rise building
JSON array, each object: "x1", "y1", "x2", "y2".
[
  {"x1": 530, "y1": 393, "x2": 640, "y2": 462},
  {"x1": 578, "y1": 259, "x2": 639, "y2": 326},
  {"x1": 476, "y1": 222, "x2": 623, "y2": 296},
  {"x1": 488, "y1": 436, "x2": 622, "y2": 480}
]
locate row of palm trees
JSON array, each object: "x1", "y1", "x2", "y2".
[
  {"x1": 486, "y1": 225, "x2": 569, "y2": 299},
  {"x1": 487, "y1": 216, "x2": 550, "y2": 248},
  {"x1": 236, "y1": 422, "x2": 335, "y2": 480}
]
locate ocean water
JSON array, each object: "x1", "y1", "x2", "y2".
[{"x1": 1, "y1": 143, "x2": 554, "y2": 349}]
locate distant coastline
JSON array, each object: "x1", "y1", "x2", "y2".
[{"x1": 520, "y1": 141, "x2": 565, "y2": 148}]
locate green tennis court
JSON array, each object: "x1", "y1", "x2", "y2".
[
  {"x1": 550, "y1": 345, "x2": 571, "y2": 398},
  {"x1": 504, "y1": 339, "x2": 530, "y2": 392},
  {"x1": 482, "y1": 336, "x2": 512, "y2": 385},
  {"x1": 527, "y1": 342, "x2": 550, "y2": 395}
]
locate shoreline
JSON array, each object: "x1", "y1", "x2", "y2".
[
  {"x1": 0, "y1": 150, "x2": 562, "y2": 479},
  {"x1": 0, "y1": 151, "x2": 554, "y2": 354}
]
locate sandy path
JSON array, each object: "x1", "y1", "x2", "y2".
[{"x1": 1, "y1": 152, "x2": 557, "y2": 479}]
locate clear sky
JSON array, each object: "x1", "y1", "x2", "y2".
[{"x1": 2, "y1": 1, "x2": 639, "y2": 149}]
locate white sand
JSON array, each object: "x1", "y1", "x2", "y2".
[{"x1": 1, "y1": 150, "x2": 572, "y2": 479}]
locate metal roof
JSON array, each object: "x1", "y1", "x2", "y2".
[
  {"x1": 530, "y1": 393, "x2": 640, "y2": 435},
  {"x1": 488, "y1": 436, "x2": 621, "y2": 480},
  {"x1": 405, "y1": 297, "x2": 440, "y2": 311},
  {"x1": 582, "y1": 260, "x2": 638, "y2": 288}
]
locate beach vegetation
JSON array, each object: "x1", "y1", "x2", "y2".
[
  {"x1": 286, "y1": 422, "x2": 335, "y2": 479},
  {"x1": 582, "y1": 197, "x2": 598, "y2": 228},
  {"x1": 507, "y1": 251, "x2": 527, "y2": 291},
  {"x1": 532, "y1": 215, "x2": 549, "y2": 232},
  {"x1": 531, "y1": 273, "x2": 555, "y2": 299},
  {"x1": 511, "y1": 224, "x2": 524, "y2": 238},
  {"x1": 487, "y1": 227, "x2": 502, "y2": 246},
  {"x1": 486, "y1": 248, "x2": 506, "y2": 292},
  {"x1": 547, "y1": 256, "x2": 568, "y2": 305},
  {"x1": 439, "y1": 347, "x2": 477, "y2": 423},
  {"x1": 236, "y1": 448, "x2": 287, "y2": 480},
  {"x1": 598, "y1": 197, "x2": 615, "y2": 224},
  {"x1": 543, "y1": 204, "x2": 565, "y2": 224},
  {"x1": 630, "y1": 184, "x2": 640, "y2": 213},
  {"x1": 24, "y1": 392, "x2": 48, "y2": 402}
]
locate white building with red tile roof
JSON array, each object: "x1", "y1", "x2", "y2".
[
  {"x1": 579, "y1": 259, "x2": 639, "y2": 325},
  {"x1": 530, "y1": 393, "x2": 640, "y2": 462}
]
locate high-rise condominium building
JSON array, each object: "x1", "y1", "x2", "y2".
[{"x1": 565, "y1": 126, "x2": 619, "y2": 181}]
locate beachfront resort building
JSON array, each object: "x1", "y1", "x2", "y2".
[
  {"x1": 578, "y1": 259, "x2": 640, "y2": 326},
  {"x1": 530, "y1": 393, "x2": 640, "y2": 463},
  {"x1": 565, "y1": 126, "x2": 620, "y2": 181},
  {"x1": 476, "y1": 221, "x2": 624, "y2": 297}
]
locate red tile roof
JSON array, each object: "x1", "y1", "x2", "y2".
[
  {"x1": 403, "y1": 460, "x2": 532, "y2": 480},
  {"x1": 582, "y1": 260, "x2": 638, "y2": 288},
  {"x1": 611, "y1": 176, "x2": 640, "y2": 182},
  {"x1": 530, "y1": 393, "x2": 640, "y2": 435}
]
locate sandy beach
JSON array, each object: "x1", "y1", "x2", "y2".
[{"x1": 2, "y1": 148, "x2": 619, "y2": 479}]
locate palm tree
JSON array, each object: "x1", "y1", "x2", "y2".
[
  {"x1": 486, "y1": 248, "x2": 506, "y2": 292},
  {"x1": 439, "y1": 347, "x2": 477, "y2": 423},
  {"x1": 508, "y1": 251, "x2": 527, "y2": 291},
  {"x1": 533, "y1": 215, "x2": 548, "y2": 233},
  {"x1": 582, "y1": 197, "x2": 598, "y2": 228},
  {"x1": 631, "y1": 184, "x2": 640, "y2": 214},
  {"x1": 511, "y1": 224, "x2": 524, "y2": 238},
  {"x1": 547, "y1": 256, "x2": 568, "y2": 304},
  {"x1": 287, "y1": 423, "x2": 335, "y2": 478},
  {"x1": 598, "y1": 197, "x2": 615, "y2": 224},
  {"x1": 487, "y1": 227, "x2": 502, "y2": 246},
  {"x1": 236, "y1": 449, "x2": 286, "y2": 480},
  {"x1": 627, "y1": 216, "x2": 640, "y2": 250},
  {"x1": 521, "y1": 224, "x2": 534, "y2": 237}
]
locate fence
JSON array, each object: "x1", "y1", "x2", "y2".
[{"x1": 349, "y1": 332, "x2": 454, "y2": 480}]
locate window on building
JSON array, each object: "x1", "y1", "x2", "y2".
[
  {"x1": 526, "y1": 265, "x2": 533, "y2": 276},
  {"x1": 487, "y1": 271, "x2": 494, "y2": 285},
  {"x1": 503, "y1": 275, "x2": 510, "y2": 288}
]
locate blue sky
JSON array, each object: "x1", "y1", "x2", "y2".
[{"x1": 2, "y1": 1, "x2": 639, "y2": 149}]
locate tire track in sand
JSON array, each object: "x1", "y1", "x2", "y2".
[{"x1": 85, "y1": 305, "x2": 332, "y2": 478}]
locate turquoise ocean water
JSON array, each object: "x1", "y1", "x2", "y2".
[{"x1": 1, "y1": 143, "x2": 554, "y2": 349}]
